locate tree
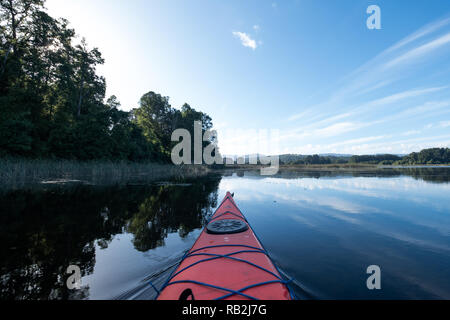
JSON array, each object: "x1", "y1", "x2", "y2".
[
  {"x1": 134, "y1": 92, "x2": 177, "y2": 160},
  {"x1": 399, "y1": 148, "x2": 450, "y2": 165},
  {"x1": 134, "y1": 93, "x2": 214, "y2": 163},
  {"x1": 0, "y1": 0, "x2": 215, "y2": 163}
]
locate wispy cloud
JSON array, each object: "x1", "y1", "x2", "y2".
[
  {"x1": 364, "y1": 87, "x2": 446, "y2": 108},
  {"x1": 232, "y1": 31, "x2": 258, "y2": 50},
  {"x1": 313, "y1": 122, "x2": 360, "y2": 137},
  {"x1": 383, "y1": 32, "x2": 450, "y2": 69},
  {"x1": 385, "y1": 17, "x2": 450, "y2": 54},
  {"x1": 439, "y1": 121, "x2": 450, "y2": 128},
  {"x1": 326, "y1": 16, "x2": 450, "y2": 102},
  {"x1": 402, "y1": 130, "x2": 421, "y2": 136},
  {"x1": 279, "y1": 15, "x2": 450, "y2": 155}
]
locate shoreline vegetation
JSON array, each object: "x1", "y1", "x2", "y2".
[
  {"x1": 0, "y1": 158, "x2": 210, "y2": 190},
  {"x1": 1, "y1": 154, "x2": 449, "y2": 191},
  {"x1": 221, "y1": 147, "x2": 450, "y2": 171},
  {"x1": 276, "y1": 148, "x2": 450, "y2": 166},
  {"x1": 217, "y1": 162, "x2": 450, "y2": 173}
]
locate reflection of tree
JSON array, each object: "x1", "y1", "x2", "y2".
[
  {"x1": 0, "y1": 188, "x2": 100, "y2": 300},
  {"x1": 398, "y1": 168, "x2": 450, "y2": 183},
  {"x1": 126, "y1": 178, "x2": 221, "y2": 251},
  {"x1": 244, "y1": 168, "x2": 450, "y2": 183},
  {"x1": 0, "y1": 175, "x2": 221, "y2": 300}
]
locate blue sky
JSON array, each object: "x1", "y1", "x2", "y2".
[{"x1": 45, "y1": 0, "x2": 450, "y2": 155}]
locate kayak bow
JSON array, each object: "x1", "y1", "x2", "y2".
[{"x1": 157, "y1": 192, "x2": 293, "y2": 300}]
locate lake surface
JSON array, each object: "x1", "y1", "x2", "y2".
[{"x1": 1, "y1": 168, "x2": 449, "y2": 300}]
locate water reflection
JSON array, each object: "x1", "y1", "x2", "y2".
[
  {"x1": 241, "y1": 167, "x2": 450, "y2": 183},
  {"x1": 1, "y1": 167, "x2": 449, "y2": 300},
  {"x1": 218, "y1": 168, "x2": 450, "y2": 299},
  {"x1": 0, "y1": 176, "x2": 221, "y2": 300}
]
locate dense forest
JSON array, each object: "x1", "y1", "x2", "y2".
[
  {"x1": 280, "y1": 154, "x2": 350, "y2": 165},
  {"x1": 0, "y1": 0, "x2": 213, "y2": 162},
  {"x1": 349, "y1": 154, "x2": 402, "y2": 165},
  {"x1": 396, "y1": 148, "x2": 450, "y2": 165}
]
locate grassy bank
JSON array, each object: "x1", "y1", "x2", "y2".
[{"x1": 0, "y1": 158, "x2": 210, "y2": 189}]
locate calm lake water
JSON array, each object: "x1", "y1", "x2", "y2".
[{"x1": 1, "y1": 168, "x2": 449, "y2": 300}]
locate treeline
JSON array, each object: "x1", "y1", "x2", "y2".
[
  {"x1": 0, "y1": 0, "x2": 212, "y2": 162},
  {"x1": 280, "y1": 154, "x2": 349, "y2": 165},
  {"x1": 349, "y1": 154, "x2": 402, "y2": 165},
  {"x1": 397, "y1": 148, "x2": 450, "y2": 165},
  {"x1": 280, "y1": 148, "x2": 450, "y2": 166}
]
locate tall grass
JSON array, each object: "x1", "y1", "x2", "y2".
[{"x1": 0, "y1": 158, "x2": 209, "y2": 189}]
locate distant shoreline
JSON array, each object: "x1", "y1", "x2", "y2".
[
  {"x1": 1, "y1": 158, "x2": 449, "y2": 190},
  {"x1": 216, "y1": 163, "x2": 450, "y2": 172}
]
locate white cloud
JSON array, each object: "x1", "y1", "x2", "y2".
[
  {"x1": 253, "y1": 25, "x2": 260, "y2": 32},
  {"x1": 232, "y1": 31, "x2": 258, "y2": 50}
]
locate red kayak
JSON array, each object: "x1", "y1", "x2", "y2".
[{"x1": 157, "y1": 192, "x2": 293, "y2": 300}]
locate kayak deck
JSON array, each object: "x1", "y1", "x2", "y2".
[{"x1": 157, "y1": 192, "x2": 293, "y2": 300}]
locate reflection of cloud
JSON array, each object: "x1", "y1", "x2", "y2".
[
  {"x1": 219, "y1": 174, "x2": 450, "y2": 235},
  {"x1": 377, "y1": 229, "x2": 450, "y2": 253},
  {"x1": 278, "y1": 192, "x2": 372, "y2": 214},
  {"x1": 289, "y1": 214, "x2": 317, "y2": 228},
  {"x1": 220, "y1": 174, "x2": 450, "y2": 298}
]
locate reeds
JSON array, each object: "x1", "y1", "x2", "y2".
[{"x1": 0, "y1": 158, "x2": 209, "y2": 190}]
